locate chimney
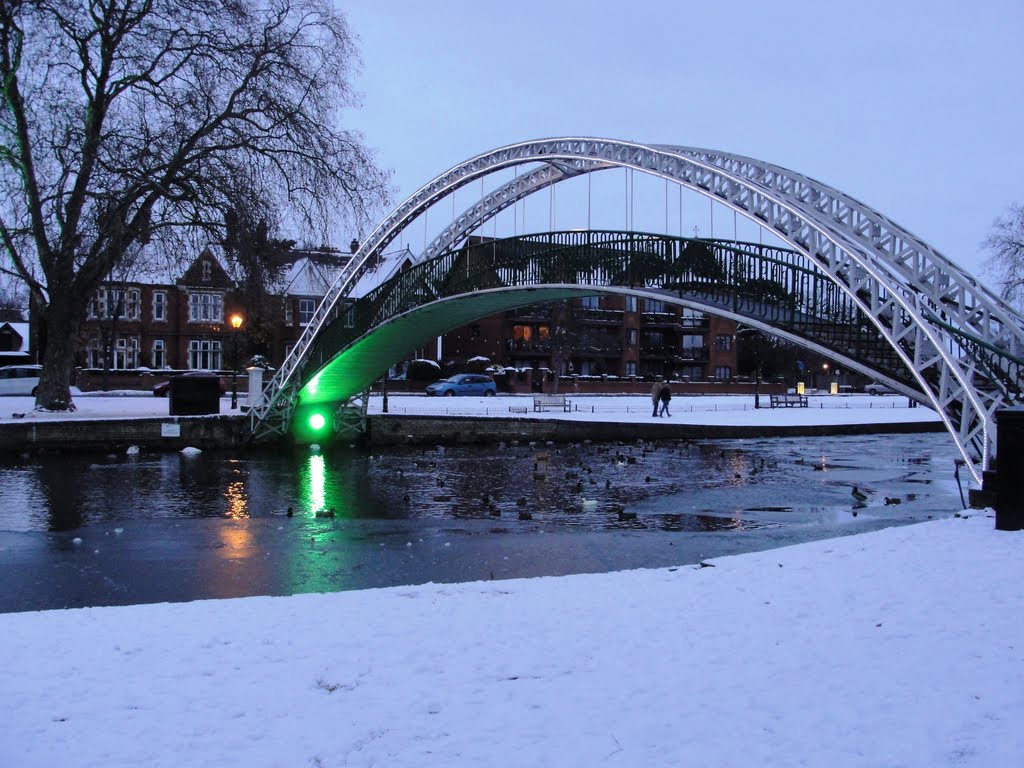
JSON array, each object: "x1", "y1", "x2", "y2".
[{"x1": 350, "y1": 238, "x2": 360, "y2": 254}]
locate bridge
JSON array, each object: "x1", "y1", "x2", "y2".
[{"x1": 248, "y1": 138, "x2": 1024, "y2": 487}]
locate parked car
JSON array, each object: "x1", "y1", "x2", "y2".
[
  {"x1": 864, "y1": 381, "x2": 898, "y2": 395},
  {"x1": 0, "y1": 364, "x2": 42, "y2": 396},
  {"x1": 425, "y1": 374, "x2": 497, "y2": 397},
  {"x1": 153, "y1": 371, "x2": 228, "y2": 397}
]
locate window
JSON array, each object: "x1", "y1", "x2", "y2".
[
  {"x1": 152, "y1": 339, "x2": 166, "y2": 369},
  {"x1": 188, "y1": 292, "x2": 223, "y2": 323},
  {"x1": 681, "y1": 335, "x2": 703, "y2": 349},
  {"x1": 580, "y1": 296, "x2": 600, "y2": 310},
  {"x1": 113, "y1": 336, "x2": 139, "y2": 369},
  {"x1": 342, "y1": 307, "x2": 355, "y2": 328},
  {"x1": 107, "y1": 288, "x2": 140, "y2": 320},
  {"x1": 644, "y1": 299, "x2": 665, "y2": 313},
  {"x1": 88, "y1": 289, "x2": 106, "y2": 319},
  {"x1": 625, "y1": 361, "x2": 637, "y2": 376},
  {"x1": 625, "y1": 296, "x2": 637, "y2": 312},
  {"x1": 189, "y1": 339, "x2": 222, "y2": 370},
  {"x1": 642, "y1": 331, "x2": 664, "y2": 347},
  {"x1": 626, "y1": 328, "x2": 638, "y2": 346},
  {"x1": 284, "y1": 343, "x2": 296, "y2": 362},
  {"x1": 715, "y1": 365, "x2": 732, "y2": 379},
  {"x1": 153, "y1": 291, "x2": 167, "y2": 322},
  {"x1": 299, "y1": 298, "x2": 316, "y2": 325},
  {"x1": 85, "y1": 335, "x2": 102, "y2": 368},
  {"x1": 201, "y1": 261, "x2": 212, "y2": 281},
  {"x1": 284, "y1": 300, "x2": 293, "y2": 324},
  {"x1": 715, "y1": 334, "x2": 733, "y2": 351}
]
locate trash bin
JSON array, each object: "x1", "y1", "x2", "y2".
[{"x1": 168, "y1": 375, "x2": 221, "y2": 416}]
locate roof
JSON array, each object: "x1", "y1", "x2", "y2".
[
  {"x1": 0, "y1": 321, "x2": 29, "y2": 353},
  {"x1": 348, "y1": 246, "x2": 414, "y2": 299}
]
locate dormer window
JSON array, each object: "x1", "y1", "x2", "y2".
[{"x1": 201, "y1": 261, "x2": 212, "y2": 281}]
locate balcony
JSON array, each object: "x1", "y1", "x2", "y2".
[
  {"x1": 640, "y1": 345, "x2": 709, "y2": 362},
  {"x1": 572, "y1": 308, "x2": 624, "y2": 325},
  {"x1": 640, "y1": 312, "x2": 708, "y2": 330}
]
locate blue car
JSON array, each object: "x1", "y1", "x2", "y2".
[{"x1": 425, "y1": 374, "x2": 497, "y2": 397}]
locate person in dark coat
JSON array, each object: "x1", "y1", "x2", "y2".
[
  {"x1": 658, "y1": 381, "x2": 672, "y2": 417},
  {"x1": 651, "y1": 379, "x2": 663, "y2": 417}
]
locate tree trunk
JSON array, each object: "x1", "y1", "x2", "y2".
[{"x1": 35, "y1": 303, "x2": 80, "y2": 411}]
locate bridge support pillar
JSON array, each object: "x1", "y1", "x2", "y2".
[{"x1": 994, "y1": 408, "x2": 1024, "y2": 530}]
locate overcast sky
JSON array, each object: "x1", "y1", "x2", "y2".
[{"x1": 339, "y1": 0, "x2": 1023, "y2": 287}]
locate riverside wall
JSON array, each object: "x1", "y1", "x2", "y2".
[
  {"x1": 364, "y1": 414, "x2": 945, "y2": 447},
  {"x1": 0, "y1": 415, "x2": 247, "y2": 455},
  {"x1": 0, "y1": 412, "x2": 944, "y2": 455}
]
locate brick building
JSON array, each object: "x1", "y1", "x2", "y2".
[
  {"x1": 440, "y1": 296, "x2": 739, "y2": 381},
  {"x1": 40, "y1": 242, "x2": 739, "y2": 385}
]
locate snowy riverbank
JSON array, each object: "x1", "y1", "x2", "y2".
[{"x1": 1, "y1": 513, "x2": 1020, "y2": 767}]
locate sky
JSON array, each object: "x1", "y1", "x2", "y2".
[
  {"x1": 3, "y1": 514, "x2": 1020, "y2": 766},
  {"x1": 337, "y1": 0, "x2": 1024, "y2": 287}
]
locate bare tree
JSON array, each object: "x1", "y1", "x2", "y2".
[
  {"x1": 984, "y1": 203, "x2": 1024, "y2": 307},
  {"x1": 0, "y1": 0, "x2": 390, "y2": 409}
]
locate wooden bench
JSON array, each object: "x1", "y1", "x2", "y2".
[
  {"x1": 533, "y1": 393, "x2": 571, "y2": 412},
  {"x1": 769, "y1": 394, "x2": 809, "y2": 408}
]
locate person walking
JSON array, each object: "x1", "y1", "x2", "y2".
[
  {"x1": 658, "y1": 381, "x2": 672, "y2": 417},
  {"x1": 651, "y1": 378, "x2": 663, "y2": 417}
]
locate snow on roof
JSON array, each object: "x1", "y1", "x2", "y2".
[
  {"x1": 0, "y1": 322, "x2": 29, "y2": 352},
  {"x1": 279, "y1": 258, "x2": 347, "y2": 297},
  {"x1": 348, "y1": 246, "x2": 414, "y2": 299}
]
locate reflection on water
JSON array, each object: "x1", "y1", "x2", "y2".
[{"x1": 0, "y1": 432, "x2": 964, "y2": 536}]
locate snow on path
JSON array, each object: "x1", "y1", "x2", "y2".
[
  {"x1": 1, "y1": 515, "x2": 1020, "y2": 767},
  {"x1": 1, "y1": 392, "x2": 941, "y2": 428}
]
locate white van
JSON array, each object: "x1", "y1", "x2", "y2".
[{"x1": 0, "y1": 364, "x2": 42, "y2": 396}]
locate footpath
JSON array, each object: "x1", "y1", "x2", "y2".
[{"x1": 0, "y1": 392, "x2": 942, "y2": 453}]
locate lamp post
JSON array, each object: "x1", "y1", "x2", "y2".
[
  {"x1": 229, "y1": 313, "x2": 243, "y2": 409},
  {"x1": 736, "y1": 327, "x2": 762, "y2": 409}
]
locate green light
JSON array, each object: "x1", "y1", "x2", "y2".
[{"x1": 309, "y1": 413, "x2": 327, "y2": 431}]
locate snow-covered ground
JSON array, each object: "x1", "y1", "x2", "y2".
[
  {"x1": 1, "y1": 514, "x2": 1020, "y2": 767},
  {"x1": 0, "y1": 391, "x2": 940, "y2": 428}
]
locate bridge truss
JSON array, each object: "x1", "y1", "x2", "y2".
[{"x1": 249, "y1": 138, "x2": 1024, "y2": 486}]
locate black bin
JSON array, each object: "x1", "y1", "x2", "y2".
[
  {"x1": 995, "y1": 407, "x2": 1024, "y2": 530},
  {"x1": 168, "y1": 375, "x2": 221, "y2": 416}
]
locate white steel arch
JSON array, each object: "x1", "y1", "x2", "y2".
[{"x1": 252, "y1": 138, "x2": 1024, "y2": 485}]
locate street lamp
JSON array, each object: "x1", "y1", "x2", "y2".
[
  {"x1": 229, "y1": 313, "x2": 243, "y2": 409},
  {"x1": 736, "y1": 327, "x2": 762, "y2": 409}
]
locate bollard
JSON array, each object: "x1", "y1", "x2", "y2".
[{"x1": 995, "y1": 407, "x2": 1024, "y2": 530}]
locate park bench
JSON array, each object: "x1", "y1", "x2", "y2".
[
  {"x1": 769, "y1": 394, "x2": 809, "y2": 408},
  {"x1": 533, "y1": 393, "x2": 571, "y2": 412}
]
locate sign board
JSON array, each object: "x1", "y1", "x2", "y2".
[{"x1": 161, "y1": 423, "x2": 181, "y2": 438}]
